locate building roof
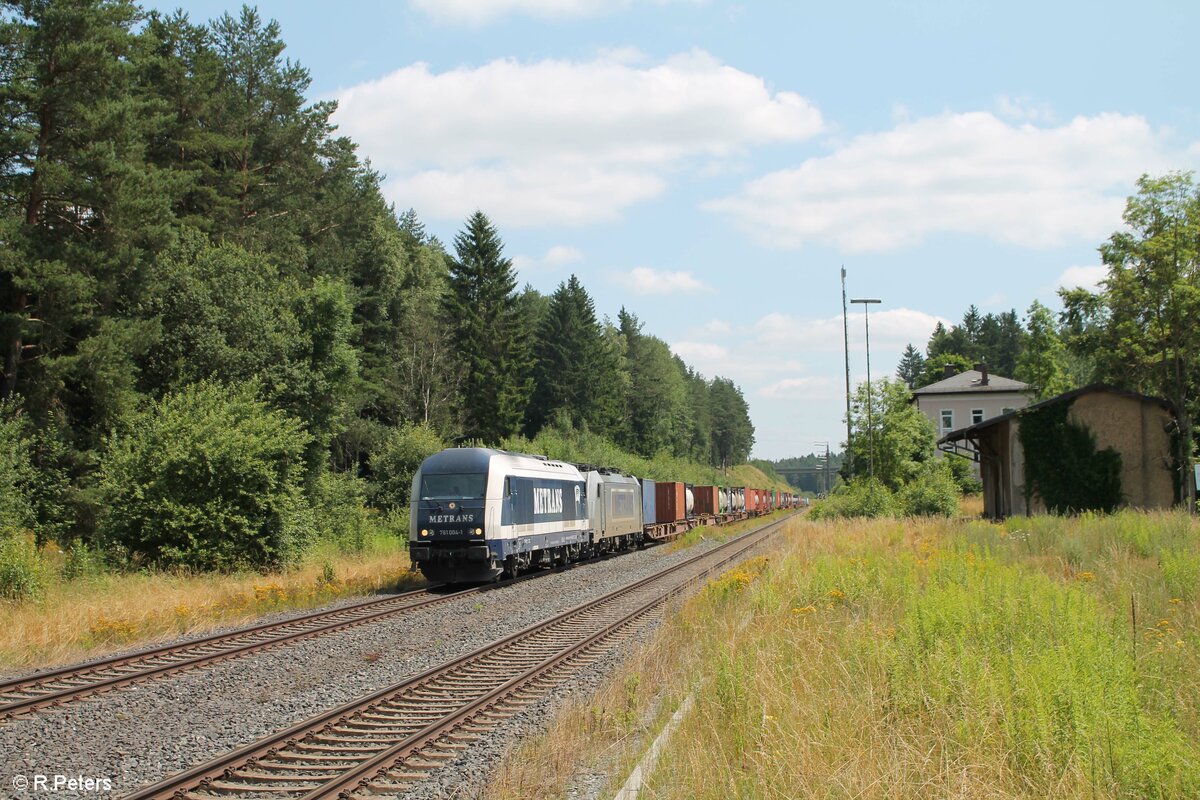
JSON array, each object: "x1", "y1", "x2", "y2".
[
  {"x1": 912, "y1": 369, "x2": 1029, "y2": 396},
  {"x1": 939, "y1": 383, "x2": 1176, "y2": 445}
]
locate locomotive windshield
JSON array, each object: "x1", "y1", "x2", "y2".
[{"x1": 420, "y1": 473, "x2": 486, "y2": 500}]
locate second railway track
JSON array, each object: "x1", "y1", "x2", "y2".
[
  {"x1": 0, "y1": 583, "x2": 484, "y2": 720},
  {"x1": 122, "y1": 513, "x2": 789, "y2": 800}
]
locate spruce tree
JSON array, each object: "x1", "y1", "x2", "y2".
[
  {"x1": 528, "y1": 275, "x2": 624, "y2": 437},
  {"x1": 896, "y1": 343, "x2": 926, "y2": 388},
  {"x1": 443, "y1": 212, "x2": 532, "y2": 443}
]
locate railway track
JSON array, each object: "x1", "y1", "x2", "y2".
[
  {"x1": 0, "y1": 584, "x2": 484, "y2": 720},
  {"x1": 122, "y1": 513, "x2": 789, "y2": 800}
]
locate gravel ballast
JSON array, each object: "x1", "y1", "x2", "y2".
[{"x1": 0, "y1": 529, "x2": 767, "y2": 799}]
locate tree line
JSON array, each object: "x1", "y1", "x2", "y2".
[{"x1": 0, "y1": 1, "x2": 754, "y2": 576}]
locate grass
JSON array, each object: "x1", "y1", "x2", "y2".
[
  {"x1": 489, "y1": 510, "x2": 1200, "y2": 799},
  {"x1": 0, "y1": 533, "x2": 420, "y2": 672}
]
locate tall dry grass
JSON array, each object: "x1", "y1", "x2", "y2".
[
  {"x1": 0, "y1": 536, "x2": 420, "y2": 672},
  {"x1": 490, "y1": 511, "x2": 1200, "y2": 800}
]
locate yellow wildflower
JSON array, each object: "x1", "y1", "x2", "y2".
[{"x1": 1077, "y1": 571, "x2": 1096, "y2": 582}]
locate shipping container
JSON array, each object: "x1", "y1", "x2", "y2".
[
  {"x1": 640, "y1": 478, "x2": 656, "y2": 526},
  {"x1": 655, "y1": 481, "x2": 687, "y2": 523},
  {"x1": 693, "y1": 485, "x2": 720, "y2": 516}
]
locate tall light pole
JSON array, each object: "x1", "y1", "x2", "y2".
[
  {"x1": 840, "y1": 267, "x2": 852, "y2": 476},
  {"x1": 851, "y1": 297, "x2": 881, "y2": 479}
]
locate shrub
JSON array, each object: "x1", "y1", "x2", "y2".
[
  {"x1": 897, "y1": 462, "x2": 961, "y2": 517},
  {"x1": 810, "y1": 478, "x2": 897, "y2": 519},
  {"x1": 368, "y1": 423, "x2": 444, "y2": 510},
  {"x1": 98, "y1": 381, "x2": 312, "y2": 571},
  {"x1": 0, "y1": 535, "x2": 44, "y2": 602},
  {"x1": 61, "y1": 541, "x2": 108, "y2": 582},
  {"x1": 946, "y1": 455, "x2": 982, "y2": 495},
  {"x1": 311, "y1": 470, "x2": 373, "y2": 553}
]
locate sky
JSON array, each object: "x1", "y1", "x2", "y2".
[{"x1": 151, "y1": 0, "x2": 1199, "y2": 460}]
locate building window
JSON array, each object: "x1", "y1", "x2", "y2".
[
  {"x1": 971, "y1": 408, "x2": 984, "y2": 425},
  {"x1": 940, "y1": 409, "x2": 954, "y2": 433}
]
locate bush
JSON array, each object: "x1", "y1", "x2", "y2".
[
  {"x1": 369, "y1": 423, "x2": 444, "y2": 510},
  {"x1": 946, "y1": 455, "x2": 982, "y2": 495},
  {"x1": 61, "y1": 541, "x2": 109, "y2": 581},
  {"x1": 311, "y1": 470, "x2": 373, "y2": 553},
  {"x1": 897, "y1": 462, "x2": 961, "y2": 517},
  {"x1": 810, "y1": 478, "x2": 897, "y2": 519},
  {"x1": 99, "y1": 381, "x2": 312, "y2": 571},
  {"x1": 0, "y1": 535, "x2": 45, "y2": 602}
]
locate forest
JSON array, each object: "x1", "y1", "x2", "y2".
[{"x1": 0, "y1": 2, "x2": 755, "y2": 585}]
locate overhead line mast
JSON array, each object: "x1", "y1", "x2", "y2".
[{"x1": 841, "y1": 266, "x2": 852, "y2": 476}]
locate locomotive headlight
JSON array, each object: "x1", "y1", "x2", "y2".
[
  {"x1": 474, "y1": 528, "x2": 482, "y2": 535},
  {"x1": 420, "y1": 529, "x2": 429, "y2": 537}
]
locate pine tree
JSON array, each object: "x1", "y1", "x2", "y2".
[
  {"x1": 206, "y1": 7, "x2": 333, "y2": 257},
  {"x1": 896, "y1": 343, "x2": 926, "y2": 389},
  {"x1": 925, "y1": 322, "x2": 953, "y2": 358},
  {"x1": 528, "y1": 275, "x2": 621, "y2": 436},
  {"x1": 0, "y1": 0, "x2": 176, "y2": 441},
  {"x1": 960, "y1": 304, "x2": 984, "y2": 356},
  {"x1": 709, "y1": 377, "x2": 754, "y2": 468},
  {"x1": 615, "y1": 310, "x2": 688, "y2": 457},
  {"x1": 442, "y1": 212, "x2": 532, "y2": 443}
]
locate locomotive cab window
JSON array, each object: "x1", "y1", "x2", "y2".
[{"x1": 420, "y1": 473, "x2": 486, "y2": 500}]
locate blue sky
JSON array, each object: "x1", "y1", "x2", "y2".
[{"x1": 154, "y1": 0, "x2": 1198, "y2": 459}]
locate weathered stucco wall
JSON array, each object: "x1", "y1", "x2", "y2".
[{"x1": 1069, "y1": 393, "x2": 1175, "y2": 509}]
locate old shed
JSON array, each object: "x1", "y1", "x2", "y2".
[{"x1": 939, "y1": 385, "x2": 1183, "y2": 519}]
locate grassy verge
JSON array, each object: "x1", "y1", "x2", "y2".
[
  {"x1": 490, "y1": 510, "x2": 1200, "y2": 799},
  {"x1": 0, "y1": 533, "x2": 420, "y2": 672}
]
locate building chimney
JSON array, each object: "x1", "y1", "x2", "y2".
[
  {"x1": 974, "y1": 362, "x2": 989, "y2": 386},
  {"x1": 943, "y1": 363, "x2": 957, "y2": 379}
]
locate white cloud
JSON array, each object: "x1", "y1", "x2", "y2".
[
  {"x1": 617, "y1": 267, "x2": 711, "y2": 295},
  {"x1": 754, "y1": 308, "x2": 949, "y2": 351},
  {"x1": 513, "y1": 244, "x2": 584, "y2": 274},
  {"x1": 1057, "y1": 264, "x2": 1108, "y2": 292},
  {"x1": 387, "y1": 166, "x2": 663, "y2": 227},
  {"x1": 410, "y1": 0, "x2": 701, "y2": 24},
  {"x1": 672, "y1": 341, "x2": 729, "y2": 362},
  {"x1": 759, "y1": 376, "x2": 834, "y2": 400},
  {"x1": 702, "y1": 320, "x2": 733, "y2": 336},
  {"x1": 707, "y1": 111, "x2": 1192, "y2": 252},
  {"x1": 544, "y1": 245, "x2": 584, "y2": 267},
  {"x1": 333, "y1": 51, "x2": 824, "y2": 227}
]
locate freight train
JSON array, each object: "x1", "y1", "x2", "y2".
[{"x1": 407, "y1": 447, "x2": 801, "y2": 583}]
